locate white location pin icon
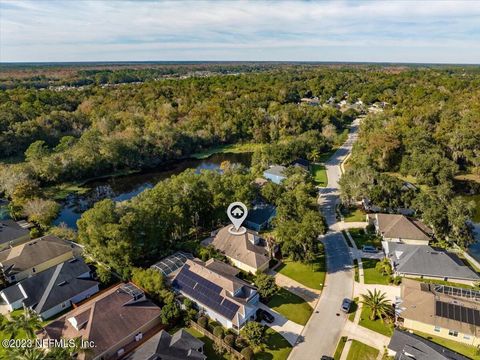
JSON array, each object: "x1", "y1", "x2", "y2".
[{"x1": 227, "y1": 202, "x2": 248, "y2": 231}]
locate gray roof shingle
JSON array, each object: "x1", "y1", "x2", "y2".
[
  {"x1": 389, "y1": 329, "x2": 469, "y2": 360},
  {"x1": 385, "y1": 243, "x2": 480, "y2": 281},
  {"x1": 0, "y1": 220, "x2": 29, "y2": 246},
  {"x1": 0, "y1": 258, "x2": 98, "y2": 316}
]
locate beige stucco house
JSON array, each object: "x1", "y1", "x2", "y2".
[
  {"x1": 397, "y1": 279, "x2": 480, "y2": 347},
  {"x1": 209, "y1": 225, "x2": 270, "y2": 273},
  {"x1": 369, "y1": 213, "x2": 433, "y2": 245}
]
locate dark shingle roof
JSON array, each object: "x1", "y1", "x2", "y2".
[
  {"x1": 388, "y1": 329, "x2": 469, "y2": 360},
  {"x1": 245, "y1": 205, "x2": 276, "y2": 227},
  {"x1": 43, "y1": 283, "x2": 162, "y2": 359},
  {"x1": 21, "y1": 258, "x2": 98, "y2": 314},
  {"x1": 0, "y1": 283, "x2": 25, "y2": 303},
  {"x1": 0, "y1": 220, "x2": 29, "y2": 245},
  {"x1": 125, "y1": 329, "x2": 205, "y2": 360},
  {"x1": 0, "y1": 257, "x2": 98, "y2": 317},
  {"x1": 291, "y1": 158, "x2": 310, "y2": 169}
]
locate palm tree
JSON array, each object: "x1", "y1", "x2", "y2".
[
  {"x1": 375, "y1": 258, "x2": 392, "y2": 276},
  {"x1": 309, "y1": 149, "x2": 320, "y2": 163},
  {"x1": 361, "y1": 289, "x2": 392, "y2": 322},
  {"x1": 8, "y1": 347, "x2": 48, "y2": 360},
  {"x1": 9, "y1": 309, "x2": 43, "y2": 339}
]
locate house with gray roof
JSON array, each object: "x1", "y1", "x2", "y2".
[
  {"x1": 0, "y1": 219, "x2": 30, "y2": 251},
  {"x1": 125, "y1": 329, "x2": 205, "y2": 360},
  {"x1": 245, "y1": 204, "x2": 276, "y2": 231},
  {"x1": 383, "y1": 242, "x2": 480, "y2": 284},
  {"x1": 263, "y1": 165, "x2": 287, "y2": 184},
  {"x1": 171, "y1": 258, "x2": 259, "y2": 331},
  {"x1": 0, "y1": 257, "x2": 99, "y2": 319},
  {"x1": 0, "y1": 235, "x2": 77, "y2": 283},
  {"x1": 388, "y1": 329, "x2": 469, "y2": 360}
]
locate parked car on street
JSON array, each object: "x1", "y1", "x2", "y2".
[
  {"x1": 362, "y1": 245, "x2": 379, "y2": 253},
  {"x1": 256, "y1": 308, "x2": 275, "y2": 323},
  {"x1": 341, "y1": 298, "x2": 352, "y2": 313}
]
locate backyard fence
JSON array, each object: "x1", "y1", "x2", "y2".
[{"x1": 190, "y1": 320, "x2": 245, "y2": 359}]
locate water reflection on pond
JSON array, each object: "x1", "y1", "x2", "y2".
[{"x1": 54, "y1": 152, "x2": 251, "y2": 228}]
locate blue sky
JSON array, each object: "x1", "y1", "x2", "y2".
[{"x1": 1, "y1": 0, "x2": 479, "y2": 63}]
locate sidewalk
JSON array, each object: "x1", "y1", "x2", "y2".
[
  {"x1": 341, "y1": 321, "x2": 390, "y2": 358},
  {"x1": 267, "y1": 270, "x2": 321, "y2": 308}
]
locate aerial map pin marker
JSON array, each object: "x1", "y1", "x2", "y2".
[{"x1": 227, "y1": 202, "x2": 248, "y2": 231}]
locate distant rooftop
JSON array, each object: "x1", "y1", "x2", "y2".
[{"x1": 263, "y1": 165, "x2": 287, "y2": 177}]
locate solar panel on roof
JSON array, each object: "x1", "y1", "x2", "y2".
[
  {"x1": 436, "y1": 300, "x2": 480, "y2": 327},
  {"x1": 172, "y1": 266, "x2": 240, "y2": 320}
]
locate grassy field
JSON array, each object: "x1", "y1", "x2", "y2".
[
  {"x1": 348, "y1": 297, "x2": 359, "y2": 322},
  {"x1": 362, "y1": 258, "x2": 391, "y2": 285},
  {"x1": 385, "y1": 172, "x2": 430, "y2": 192},
  {"x1": 311, "y1": 163, "x2": 328, "y2": 187},
  {"x1": 267, "y1": 287, "x2": 313, "y2": 325},
  {"x1": 346, "y1": 340, "x2": 379, "y2": 360},
  {"x1": 255, "y1": 327, "x2": 293, "y2": 360},
  {"x1": 413, "y1": 330, "x2": 480, "y2": 359},
  {"x1": 349, "y1": 228, "x2": 382, "y2": 248},
  {"x1": 333, "y1": 336, "x2": 348, "y2": 360},
  {"x1": 191, "y1": 143, "x2": 265, "y2": 159},
  {"x1": 277, "y1": 254, "x2": 326, "y2": 290},
  {"x1": 358, "y1": 306, "x2": 394, "y2": 337},
  {"x1": 186, "y1": 328, "x2": 230, "y2": 360},
  {"x1": 342, "y1": 207, "x2": 366, "y2": 222}
]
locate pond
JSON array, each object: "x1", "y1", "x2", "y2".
[{"x1": 54, "y1": 152, "x2": 252, "y2": 229}]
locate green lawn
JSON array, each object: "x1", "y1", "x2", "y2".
[
  {"x1": 333, "y1": 336, "x2": 348, "y2": 360},
  {"x1": 342, "y1": 207, "x2": 366, "y2": 222},
  {"x1": 358, "y1": 306, "x2": 394, "y2": 337},
  {"x1": 267, "y1": 287, "x2": 313, "y2": 325},
  {"x1": 255, "y1": 327, "x2": 293, "y2": 360},
  {"x1": 362, "y1": 258, "x2": 391, "y2": 285},
  {"x1": 277, "y1": 255, "x2": 326, "y2": 290},
  {"x1": 349, "y1": 228, "x2": 382, "y2": 248},
  {"x1": 346, "y1": 340, "x2": 379, "y2": 360},
  {"x1": 311, "y1": 164, "x2": 328, "y2": 187},
  {"x1": 348, "y1": 298, "x2": 359, "y2": 322},
  {"x1": 413, "y1": 330, "x2": 480, "y2": 359},
  {"x1": 191, "y1": 143, "x2": 265, "y2": 159},
  {"x1": 186, "y1": 328, "x2": 230, "y2": 360}
]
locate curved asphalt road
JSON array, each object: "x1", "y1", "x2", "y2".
[{"x1": 288, "y1": 118, "x2": 361, "y2": 360}]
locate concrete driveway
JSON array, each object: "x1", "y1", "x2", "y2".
[{"x1": 258, "y1": 303, "x2": 303, "y2": 346}]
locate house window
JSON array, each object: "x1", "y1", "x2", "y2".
[
  {"x1": 434, "y1": 326, "x2": 440, "y2": 332},
  {"x1": 464, "y1": 335, "x2": 470, "y2": 340},
  {"x1": 61, "y1": 303, "x2": 66, "y2": 308},
  {"x1": 448, "y1": 330, "x2": 458, "y2": 337},
  {"x1": 32, "y1": 268, "x2": 36, "y2": 273}
]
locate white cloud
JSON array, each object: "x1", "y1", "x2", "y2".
[{"x1": 0, "y1": 0, "x2": 479, "y2": 62}]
